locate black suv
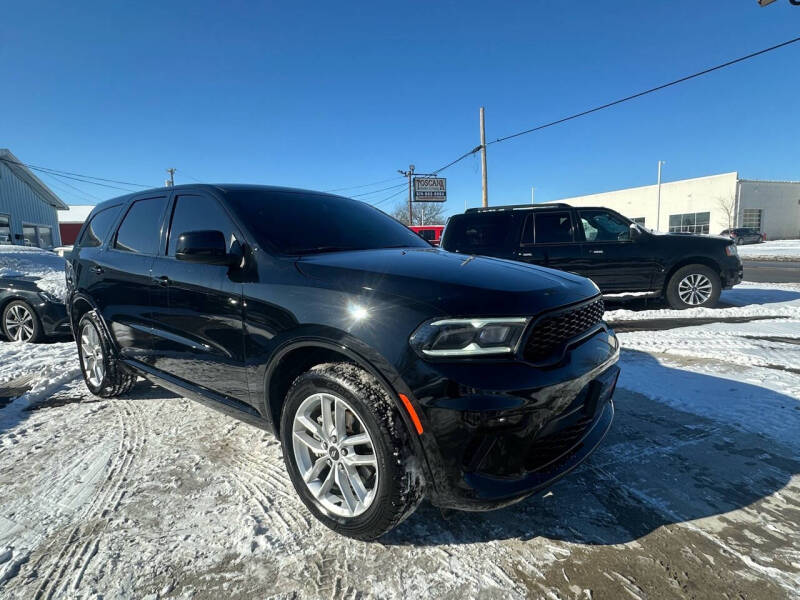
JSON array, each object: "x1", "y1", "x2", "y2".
[
  {"x1": 442, "y1": 204, "x2": 743, "y2": 309},
  {"x1": 66, "y1": 185, "x2": 619, "y2": 539},
  {"x1": 720, "y1": 227, "x2": 764, "y2": 245}
]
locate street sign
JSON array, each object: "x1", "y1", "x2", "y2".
[{"x1": 413, "y1": 177, "x2": 447, "y2": 203}]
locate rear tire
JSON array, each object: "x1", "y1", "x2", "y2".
[
  {"x1": 666, "y1": 264, "x2": 721, "y2": 310},
  {"x1": 2, "y1": 300, "x2": 42, "y2": 343},
  {"x1": 77, "y1": 311, "x2": 137, "y2": 397},
  {"x1": 280, "y1": 362, "x2": 424, "y2": 540},
  {"x1": 736, "y1": 237, "x2": 743, "y2": 245}
]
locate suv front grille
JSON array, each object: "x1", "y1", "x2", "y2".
[{"x1": 523, "y1": 298, "x2": 605, "y2": 363}]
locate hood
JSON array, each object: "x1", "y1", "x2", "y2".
[{"x1": 295, "y1": 248, "x2": 599, "y2": 317}]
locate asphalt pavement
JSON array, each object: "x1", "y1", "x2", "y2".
[{"x1": 743, "y1": 260, "x2": 800, "y2": 283}]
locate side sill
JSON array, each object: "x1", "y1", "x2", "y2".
[{"x1": 123, "y1": 359, "x2": 270, "y2": 431}]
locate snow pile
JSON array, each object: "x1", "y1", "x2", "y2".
[
  {"x1": 0, "y1": 245, "x2": 67, "y2": 301},
  {"x1": 738, "y1": 239, "x2": 800, "y2": 261}
]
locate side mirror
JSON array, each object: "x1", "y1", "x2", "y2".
[
  {"x1": 175, "y1": 230, "x2": 235, "y2": 266},
  {"x1": 629, "y1": 223, "x2": 642, "y2": 241}
]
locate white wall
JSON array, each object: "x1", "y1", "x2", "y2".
[
  {"x1": 553, "y1": 172, "x2": 738, "y2": 234},
  {"x1": 738, "y1": 180, "x2": 800, "y2": 240}
]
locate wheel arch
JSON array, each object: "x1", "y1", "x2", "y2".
[{"x1": 662, "y1": 256, "x2": 721, "y2": 293}]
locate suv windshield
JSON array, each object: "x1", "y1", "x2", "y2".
[{"x1": 224, "y1": 189, "x2": 428, "y2": 254}]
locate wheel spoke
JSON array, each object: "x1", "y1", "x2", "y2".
[
  {"x1": 297, "y1": 414, "x2": 324, "y2": 440},
  {"x1": 321, "y1": 394, "x2": 335, "y2": 439},
  {"x1": 293, "y1": 430, "x2": 325, "y2": 454},
  {"x1": 341, "y1": 432, "x2": 370, "y2": 447},
  {"x1": 334, "y1": 398, "x2": 347, "y2": 440},
  {"x1": 303, "y1": 456, "x2": 328, "y2": 483},
  {"x1": 342, "y1": 462, "x2": 368, "y2": 503},
  {"x1": 335, "y1": 466, "x2": 358, "y2": 513},
  {"x1": 345, "y1": 452, "x2": 377, "y2": 467},
  {"x1": 314, "y1": 465, "x2": 335, "y2": 499}
]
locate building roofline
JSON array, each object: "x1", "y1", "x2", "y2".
[
  {"x1": 0, "y1": 149, "x2": 69, "y2": 210},
  {"x1": 550, "y1": 171, "x2": 740, "y2": 202},
  {"x1": 738, "y1": 178, "x2": 800, "y2": 184}
]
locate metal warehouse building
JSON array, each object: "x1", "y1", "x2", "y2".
[
  {"x1": 0, "y1": 149, "x2": 66, "y2": 248},
  {"x1": 553, "y1": 172, "x2": 800, "y2": 240}
]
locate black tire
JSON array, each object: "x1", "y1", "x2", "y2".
[
  {"x1": 735, "y1": 237, "x2": 743, "y2": 245},
  {"x1": 77, "y1": 311, "x2": 137, "y2": 398},
  {"x1": 2, "y1": 300, "x2": 42, "y2": 343},
  {"x1": 665, "y1": 264, "x2": 721, "y2": 310},
  {"x1": 280, "y1": 362, "x2": 425, "y2": 540}
]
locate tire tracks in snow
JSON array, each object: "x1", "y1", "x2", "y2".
[{"x1": 31, "y1": 399, "x2": 145, "y2": 600}]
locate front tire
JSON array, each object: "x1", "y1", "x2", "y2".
[
  {"x1": 280, "y1": 363, "x2": 424, "y2": 540},
  {"x1": 77, "y1": 311, "x2": 137, "y2": 397},
  {"x1": 2, "y1": 300, "x2": 42, "y2": 343},
  {"x1": 666, "y1": 264, "x2": 721, "y2": 309}
]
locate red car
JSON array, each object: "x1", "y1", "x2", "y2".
[{"x1": 409, "y1": 225, "x2": 444, "y2": 246}]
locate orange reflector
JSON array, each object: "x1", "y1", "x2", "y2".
[{"x1": 398, "y1": 394, "x2": 423, "y2": 435}]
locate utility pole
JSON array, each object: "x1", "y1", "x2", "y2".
[
  {"x1": 397, "y1": 165, "x2": 415, "y2": 225},
  {"x1": 656, "y1": 160, "x2": 665, "y2": 231},
  {"x1": 480, "y1": 107, "x2": 488, "y2": 207},
  {"x1": 166, "y1": 168, "x2": 176, "y2": 187},
  {"x1": 530, "y1": 187, "x2": 535, "y2": 204}
]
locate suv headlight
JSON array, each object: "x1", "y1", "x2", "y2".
[
  {"x1": 410, "y1": 317, "x2": 529, "y2": 358},
  {"x1": 725, "y1": 244, "x2": 738, "y2": 257}
]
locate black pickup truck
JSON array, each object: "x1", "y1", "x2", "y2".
[{"x1": 441, "y1": 203, "x2": 743, "y2": 309}]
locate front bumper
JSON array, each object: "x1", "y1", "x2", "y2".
[
  {"x1": 37, "y1": 300, "x2": 71, "y2": 337},
  {"x1": 404, "y1": 327, "x2": 620, "y2": 510}
]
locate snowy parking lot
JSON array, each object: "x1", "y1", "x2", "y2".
[{"x1": 1, "y1": 282, "x2": 799, "y2": 599}]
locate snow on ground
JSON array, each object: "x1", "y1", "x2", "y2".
[
  {"x1": 0, "y1": 246, "x2": 68, "y2": 300},
  {"x1": 0, "y1": 282, "x2": 799, "y2": 598},
  {"x1": 738, "y1": 239, "x2": 800, "y2": 261}
]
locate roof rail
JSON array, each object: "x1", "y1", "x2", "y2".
[{"x1": 465, "y1": 203, "x2": 572, "y2": 213}]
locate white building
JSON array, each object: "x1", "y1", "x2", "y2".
[{"x1": 551, "y1": 172, "x2": 800, "y2": 240}]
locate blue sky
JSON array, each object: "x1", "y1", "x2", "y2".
[{"x1": 2, "y1": 1, "x2": 799, "y2": 218}]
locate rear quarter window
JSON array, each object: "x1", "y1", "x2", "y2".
[
  {"x1": 442, "y1": 213, "x2": 515, "y2": 253},
  {"x1": 78, "y1": 204, "x2": 122, "y2": 248}
]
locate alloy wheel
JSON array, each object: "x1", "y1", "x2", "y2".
[
  {"x1": 292, "y1": 392, "x2": 379, "y2": 518},
  {"x1": 677, "y1": 273, "x2": 713, "y2": 306},
  {"x1": 5, "y1": 304, "x2": 35, "y2": 342},
  {"x1": 80, "y1": 322, "x2": 105, "y2": 387}
]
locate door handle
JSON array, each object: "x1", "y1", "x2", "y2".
[
  {"x1": 589, "y1": 250, "x2": 605, "y2": 255},
  {"x1": 156, "y1": 275, "x2": 170, "y2": 287},
  {"x1": 92, "y1": 266, "x2": 104, "y2": 274}
]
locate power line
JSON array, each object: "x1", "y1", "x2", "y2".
[
  {"x1": 428, "y1": 35, "x2": 800, "y2": 174},
  {"x1": 0, "y1": 157, "x2": 144, "y2": 192},
  {"x1": 37, "y1": 171, "x2": 102, "y2": 202},
  {"x1": 0, "y1": 156, "x2": 149, "y2": 188},
  {"x1": 324, "y1": 176, "x2": 405, "y2": 193},
  {"x1": 372, "y1": 186, "x2": 408, "y2": 207},
  {"x1": 350, "y1": 182, "x2": 407, "y2": 198}
]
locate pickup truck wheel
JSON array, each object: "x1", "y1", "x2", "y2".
[
  {"x1": 77, "y1": 311, "x2": 137, "y2": 397},
  {"x1": 280, "y1": 362, "x2": 424, "y2": 540},
  {"x1": 666, "y1": 265, "x2": 721, "y2": 309}
]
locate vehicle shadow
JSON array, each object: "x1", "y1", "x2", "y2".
[
  {"x1": 385, "y1": 351, "x2": 800, "y2": 546},
  {"x1": 603, "y1": 286, "x2": 800, "y2": 313}
]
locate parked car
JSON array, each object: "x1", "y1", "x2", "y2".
[
  {"x1": 441, "y1": 204, "x2": 743, "y2": 309},
  {"x1": 66, "y1": 184, "x2": 620, "y2": 539},
  {"x1": 719, "y1": 227, "x2": 764, "y2": 245},
  {"x1": 409, "y1": 225, "x2": 444, "y2": 245},
  {"x1": 0, "y1": 246, "x2": 70, "y2": 342}
]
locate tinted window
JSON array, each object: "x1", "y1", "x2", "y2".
[
  {"x1": 442, "y1": 212, "x2": 514, "y2": 253},
  {"x1": 520, "y1": 214, "x2": 534, "y2": 245},
  {"x1": 167, "y1": 195, "x2": 237, "y2": 256},
  {"x1": 534, "y1": 211, "x2": 573, "y2": 244},
  {"x1": 114, "y1": 197, "x2": 167, "y2": 254},
  {"x1": 579, "y1": 209, "x2": 631, "y2": 242},
  {"x1": 79, "y1": 205, "x2": 121, "y2": 248},
  {"x1": 225, "y1": 190, "x2": 427, "y2": 254},
  {"x1": 38, "y1": 226, "x2": 53, "y2": 249},
  {"x1": 418, "y1": 229, "x2": 436, "y2": 242}
]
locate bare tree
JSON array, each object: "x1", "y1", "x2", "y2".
[
  {"x1": 390, "y1": 201, "x2": 446, "y2": 226},
  {"x1": 716, "y1": 194, "x2": 737, "y2": 230}
]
